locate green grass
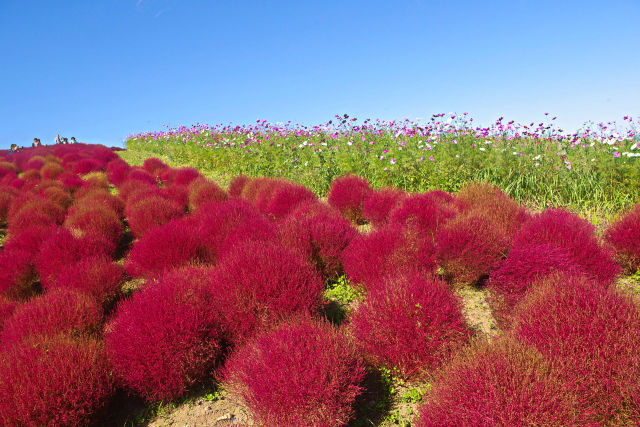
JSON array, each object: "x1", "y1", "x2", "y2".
[{"x1": 124, "y1": 130, "x2": 640, "y2": 215}]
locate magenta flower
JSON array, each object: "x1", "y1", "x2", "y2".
[
  {"x1": 390, "y1": 158, "x2": 396, "y2": 165},
  {"x1": 614, "y1": 152, "x2": 621, "y2": 158}
]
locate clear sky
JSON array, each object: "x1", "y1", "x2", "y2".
[{"x1": 1, "y1": 0, "x2": 638, "y2": 149}]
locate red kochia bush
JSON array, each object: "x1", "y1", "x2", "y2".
[
  {"x1": 142, "y1": 157, "x2": 168, "y2": 176},
  {"x1": 512, "y1": 274, "x2": 640, "y2": 425},
  {"x1": 106, "y1": 158, "x2": 131, "y2": 185},
  {"x1": 64, "y1": 205, "x2": 123, "y2": 244},
  {"x1": 0, "y1": 298, "x2": 16, "y2": 332},
  {"x1": 0, "y1": 187, "x2": 17, "y2": 224},
  {"x1": 511, "y1": 208, "x2": 620, "y2": 286},
  {"x1": 8, "y1": 197, "x2": 66, "y2": 231},
  {"x1": 228, "y1": 174, "x2": 249, "y2": 197},
  {"x1": 0, "y1": 250, "x2": 37, "y2": 300},
  {"x1": 343, "y1": 224, "x2": 437, "y2": 290},
  {"x1": 35, "y1": 228, "x2": 115, "y2": 288},
  {"x1": 126, "y1": 195, "x2": 184, "y2": 238},
  {"x1": 389, "y1": 190, "x2": 457, "y2": 238},
  {"x1": 223, "y1": 316, "x2": 366, "y2": 427},
  {"x1": 328, "y1": 174, "x2": 373, "y2": 224},
  {"x1": 261, "y1": 182, "x2": 317, "y2": 221},
  {"x1": 0, "y1": 335, "x2": 114, "y2": 427},
  {"x1": 106, "y1": 267, "x2": 223, "y2": 402},
  {"x1": 209, "y1": 241, "x2": 324, "y2": 345},
  {"x1": 127, "y1": 168, "x2": 157, "y2": 186},
  {"x1": 52, "y1": 257, "x2": 124, "y2": 310},
  {"x1": 125, "y1": 218, "x2": 204, "y2": 279},
  {"x1": 40, "y1": 162, "x2": 64, "y2": 180},
  {"x1": 415, "y1": 337, "x2": 579, "y2": 427},
  {"x1": 73, "y1": 189, "x2": 125, "y2": 217},
  {"x1": 349, "y1": 274, "x2": 471, "y2": 379},
  {"x1": 279, "y1": 211, "x2": 357, "y2": 281},
  {"x1": 57, "y1": 172, "x2": 84, "y2": 190},
  {"x1": 435, "y1": 183, "x2": 528, "y2": 286},
  {"x1": 72, "y1": 158, "x2": 105, "y2": 175},
  {"x1": 171, "y1": 167, "x2": 201, "y2": 186},
  {"x1": 488, "y1": 243, "x2": 579, "y2": 325},
  {"x1": 436, "y1": 212, "x2": 520, "y2": 286},
  {"x1": 3, "y1": 224, "x2": 57, "y2": 257},
  {"x1": 362, "y1": 187, "x2": 406, "y2": 227},
  {"x1": 606, "y1": 203, "x2": 640, "y2": 272},
  {"x1": 0, "y1": 288, "x2": 102, "y2": 346},
  {"x1": 194, "y1": 199, "x2": 277, "y2": 263},
  {"x1": 188, "y1": 177, "x2": 228, "y2": 211}
]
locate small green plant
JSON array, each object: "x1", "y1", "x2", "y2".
[
  {"x1": 323, "y1": 276, "x2": 366, "y2": 324},
  {"x1": 324, "y1": 275, "x2": 365, "y2": 306},
  {"x1": 203, "y1": 388, "x2": 225, "y2": 402},
  {"x1": 400, "y1": 386, "x2": 427, "y2": 404}
]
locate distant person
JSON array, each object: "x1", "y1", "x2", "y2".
[
  {"x1": 32, "y1": 138, "x2": 42, "y2": 147},
  {"x1": 55, "y1": 134, "x2": 62, "y2": 144},
  {"x1": 70, "y1": 137, "x2": 77, "y2": 143},
  {"x1": 8, "y1": 144, "x2": 19, "y2": 155},
  {"x1": 63, "y1": 137, "x2": 69, "y2": 144}
]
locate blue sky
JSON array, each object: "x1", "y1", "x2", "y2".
[{"x1": 0, "y1": 0, "x2": 638, "y2": 149}]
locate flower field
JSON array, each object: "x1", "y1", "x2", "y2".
[
  {"x1": 125, "y1": 113, "x2": 640, "y2": 213},
  {"x1": 1, "y1": 141, "x2": 640, "y2": 426}
]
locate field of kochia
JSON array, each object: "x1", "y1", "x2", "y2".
[{"x1": 0, "y1": 119, "x2": 640, "y2": 426}]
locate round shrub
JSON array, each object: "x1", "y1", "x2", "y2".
[
  {"x1": 64, "y1": 205, "x2": 123, "y2": 244},
  {"x1": 487, "y1": 243, "x2": 579, "y2": 325},
  {"x1": 328, "y1": 174, "x2": 373, "y2": 224},
  {"x1": 209, "y1": 240, "x2": 324, "y2": 344},
  {"x1": 105, "y1": 158, "x2": 131, "y2": 186},
  {"x1": 40, "y1": 162, "x2": 64, "y2": 180},
  {"x1": 125, "y1": 195, "x2": 184, "y2": 238},
  {"x1": 3, "y1": 224, "x2": 57, "y2": 257},
  {"x1": 41, "y1": 186, "x2": 72, "y2": 209},
  {"x1": 260, "y1": 182, "x2": 317, "y2": 220},
  {"x1": 0, "y1": 249, "x2": 38, "y2": 300},
  {"x1": 362, "y1": 187, "x2": 406, "y2": 228},
  {"x1": 72, "y1": 158, "x2": 105, "y2": 175},
  {"x1": 0, "y1": 335, "x2": 114, "y2": 426},
  {"x1": 106, "y1": 267, "x2": 222, "y2": 402},
  {"x1": 0, "y1": 187, "x2": 17, "y2": 225},
  {"x1": 0, "y1": 288, "x2": 102, "y2": 346},
  {"x1": 35, "y1": 228, "x2": 115, "y2": 288},
  {"x1": 52, "y1": 256, "x2": 124, "y2": 310},
  {"x1": 82, "y1": 171, "x2": 110, "y2": 190},
  {"x1": 388, "y1": 190, "x2": 457, "y2": 238},
  {"x1": 56, "y1": 172, "x2": 84, "y2": 190},
  {"x1": 435, "y1": 212, "x2": 517, "y2": 286},
  {"x1": 172, "y1": 167, "x2": 201, "y2": 186},
  {"x1": 228, "y1": 174, "x2": 249, "y2": 197},
  {"x1": 279, "y1": 211, "x2": 357, "y2": 281},
  {"x1": 125, "y1": 217, "x2": 204, "y2": 279},
  {"x1": 8, "y1": 197, "x2": 66, "y2": 229},
  {"x1": 0, "y1": 298, "x2": 16, "y2": 332},
  {"x1": 188, "y1": 177, "x2": 228, "y2": 211},
  {"x1": 349, "y1": 273, "x2": 471, "y2": 379},
  {"x1": 142, "y1": 157, "x2": 167, "y2": 176},
  {"x1": 127, "y1": 168, "x2": 157, "y2": 186},
  {"x1": 343, "y1": 223, "x2": 437, "y2": 290},
  {"x1": 606, "y1": 203, "x2": 640, "y2": 272},
  {"x1": 415, "y1": 337, "x2": 579, "y2": 426},
  {"x1": 512, "y1": 274, "x2": 640, "y2": 424},
  {"x1": 73, "y1": 189, "x2": 124, "y2": 217},
  {"x1": 511, "y1": 208, "x2": 620, "y2": 286},
  {"x1": 194, "y1": 199, "x2": 277, "y2": 263},
  {"x1": 223, "y1": 316, "x2": 366, "y2": 427}
]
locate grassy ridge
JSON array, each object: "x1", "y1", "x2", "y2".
[{"x1": 124, "y1": 119, "x2": 640, "y2": 215}]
